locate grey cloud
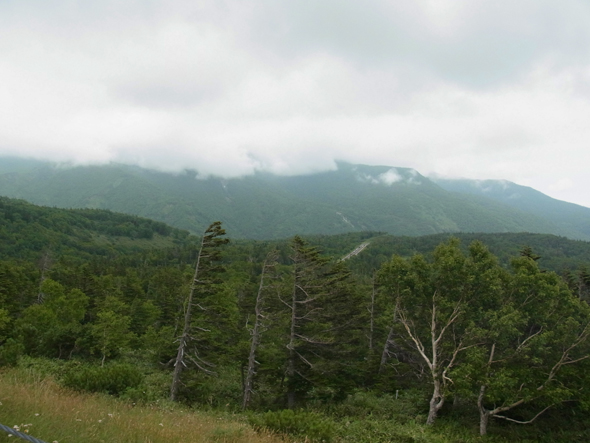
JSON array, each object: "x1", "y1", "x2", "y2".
[
  {"x1": 2, "y1": 1, "x2": 590, "y2": 207},
  {"x1": 248, "y1": 0, "x2": 590, "y2": 87}
]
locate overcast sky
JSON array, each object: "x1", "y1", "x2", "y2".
[{"x1": 2, "y1": 1, "x2": 590, "y2": 206}]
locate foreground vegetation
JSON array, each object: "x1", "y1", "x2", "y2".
[
  {"x1": 3, "y1": 361, "x2": 590, "y2": 442},
  {"x1": 0, "y1": 365, "x2": 281, "y2": 443},
  {"x1": 3, "y1": 198, "x2": 590, "y2": 441}
]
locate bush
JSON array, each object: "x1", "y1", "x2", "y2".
[
  {"x1": 61, "y1": 362, "x2": 144, "y2": 395},
  {"x1": 248, "y1": 409, "x2": 337, "y2": 442},
  {"x1": 322, "y1": 389, "x2": 427, "y2": 423},
  {"x1": 16, "y1": 355, "x2": 64, "y2": 377},
  {"x1": 336, "y1": 419, "x2": 434, "y2": 443},
  {"x1": 0, "y1": 338, "x2": 24, "y2": 366},
  {"x1": 180, "y1": 366, "x2": 243, "y2": 408},
  {"x1": 120, "y1": 370, "x2": 171, "y2": 404}
]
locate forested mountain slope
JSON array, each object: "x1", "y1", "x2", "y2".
[
  {"x1": 0, "y1": 197, "x2": 190, "y2": 262},
  {"x1": 0, "y1": 158, "x2": 588, "y2": 240},
  {"x1": 434, "y1": 177, "x2": 590, "y2": 240},
  {"x1": 319, "y1": 231, "x2": 590, "y2": 275},
  {"x1": 2, "y1": 195, "x2": 589, "y2": 278}
]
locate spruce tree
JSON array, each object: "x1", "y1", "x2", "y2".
[{"x1": 170, "y1": 221, "x2": 229, "y2": 401}]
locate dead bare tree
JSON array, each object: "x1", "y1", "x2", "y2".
[
  {"x1": 37, "y1": 249, "x2": 54, "y2": 303},
  {"x1": 242, "y1": 250, "x2": 279, "y2": 410}
]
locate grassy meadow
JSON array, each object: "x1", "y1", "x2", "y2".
[{"x1": 0, "y1": 368, "x2": 282, "y2": 443}]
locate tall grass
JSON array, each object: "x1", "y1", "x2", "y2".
[{"x1": 0, "y1": 368, "x2": 283, "y2": 443}]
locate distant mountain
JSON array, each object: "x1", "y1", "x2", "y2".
[
  {"x1": 0, "y1": 158, "x2": 588, "y2": 240},
  {"x1": 432, "y1": 178, "x2": 590, "y2": 240}
]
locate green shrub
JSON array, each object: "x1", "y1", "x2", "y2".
[
  {"x1": 120, "y1": 370, "x2": 171, "y2": 404},
  {"x1": 0, "y1": 338, "x2": 24, "y2": 366},
  {"x1": 248, "y1": 409, "x2": 337, "y2": 442},
  {"x1": 322, "y1": 389, "x2": 427, "y2": 423},
  {"x1": 180, "y1": 366, "x2": 243, "y2": 408},
  {"x1": 337, "y1": 419, "x2": 430, "y2": 443},
  {"x1": 16, "y1": 355, "x2": 65, "y2": 377},
  {"x1": 61, "y1": 362, "x2": 144, "y2": 395}
]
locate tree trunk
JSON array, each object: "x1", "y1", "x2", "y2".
[
  {"x1": 426, "y1": 378, "x2": 444, "y2": 425},
  {"x1": 480, "y1": 409, "x2": 490, "y2": 436},
  {"x1": 243, "y1": 251, "x2": 277, "y2": 410},
  {"x1": 286, "y1": 271, "x2": 298, "y2": 409},
  {"x1": 170, "y1": 230, "x2": 207, "y2": 401},
  {"x1": 379, "y1": 305, "x2": 397, "y2": 373},
  {"x1": 379, "y1": 324, "x2": 395, "y2": 372},
  {"x1": 478, "y1": 384, "x2": 490, "y2": 435},
  {"x1": 368, "y1": 275, "x2": 376, "y2": 351}
]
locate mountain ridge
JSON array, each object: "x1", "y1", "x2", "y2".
[{"x1": 0, "y1": 158, "x2": 588, "y2": 240}]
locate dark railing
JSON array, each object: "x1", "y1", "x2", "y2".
[{"x1": 0, "y1": 422, "x2": 49, "y2": 443}]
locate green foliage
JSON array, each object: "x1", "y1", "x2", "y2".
[
  {"x1": 15, "y1": 355, "x2": 66, "y2": 377},
  {"x1": 0, "y1": 308, "x2": 9, "y2": 342},
  {"x1": 0, "y1": 196, "x2": 189, "y2": 263},
  {"x1": 347, "y1": 232, "x2": 590, "y2": 276},
  {"x1": 248, "y1": 409, "x2": 337, "y2": 442},
  {"x1": 119, "y1": 370, "x2": 172, "y2": 404},
  {"x1": 142, "y1": 325, "x2": 177, "y2": 364},
  {"x1": 14, "y1": 279, "x2": 89, "y2": 358},
  {"x1": 3, "y1": 186, "x2": 590, "y2": 440},
  {"x1": 323, "y1": 390, "x2": 427, "y2": 422},
  {"x1": 90, "y1": 296, "x2": 135, "y2": 363},
  {"x1": 180, "y1": 366, "x2": 244, "y2": 408},
  {"x1": 0, "y1": 338, "x2": 24, "y2": 366},
  {"x1": 169, "y1": 221, "x2": 232, "y2": 401},
  {"x1": 61, "y1": 362, "x2": 144, "y2": 395}
]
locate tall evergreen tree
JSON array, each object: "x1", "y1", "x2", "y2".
[
  {"x1": 282, "y1": 236, "x2": 359, "y2": 407},
  {"x1": 170, "y1": 221, "x2": 229, "y2": 401}
]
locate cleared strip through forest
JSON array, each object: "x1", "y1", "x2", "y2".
[{"x1": 341, "y1": 242, "x2": 370, "y2": 261}]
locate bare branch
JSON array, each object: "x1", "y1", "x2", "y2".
[{"x1": 494, "y1": 405, "x2": 553, "y2": 424}]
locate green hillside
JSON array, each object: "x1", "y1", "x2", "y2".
[
  {"x1": 0, "y1": 197, "x2": 191, "y2": 262},
  {"x1": 0, "y1": 158, "x2": 588, "y2": 240},
  {"x1": 320, "y1": 231, "x2": 590, "y2": 276},
  {"x1": 434, "y1": 178, "x2": 590, "y2": 239}
]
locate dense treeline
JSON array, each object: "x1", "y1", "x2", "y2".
[
  {"x1": 3, "y1": 203, "x2": 590, "y2": 440},
  {"x1": 0, "y1": 197, "x2": 191, "y2": 261}
]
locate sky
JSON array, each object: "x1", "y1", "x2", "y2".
[{"x1": 2, "y1": 1, "x2": 590, "y2": 206}]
